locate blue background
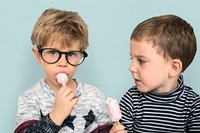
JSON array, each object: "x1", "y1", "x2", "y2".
[{"x1": 0, "y1": 0, "x2": 200, "y2": 132}]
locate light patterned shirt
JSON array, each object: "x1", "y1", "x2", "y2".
[{"x1": 16, "y1": 78, "x2": 112, "y2": 133}]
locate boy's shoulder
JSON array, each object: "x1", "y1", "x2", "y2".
[
  {"x1": 183, "y1": 86, "x2": 200, "y2": 100},
  {"x1": 76, "y1": 79, "x2": 104, "y2": 96},
  {"x1": 19, "y1": 78, "x2": 47, "y2": 98},
  {"x1": 76, "y1": 79, "x2": 100, "y2": 91}
]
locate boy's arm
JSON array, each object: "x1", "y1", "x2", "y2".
[
  {"x1": 14, "y1": 114, "x2": 61, "y2": 133},
  {"x1": 108, "y1": 122, "x2": 127, "y2": 133},
  {"x1": 15, "y1": 92, "x2": 61, "y2": 133}
]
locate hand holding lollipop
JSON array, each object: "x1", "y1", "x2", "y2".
[{"x1": 51, "y1": 73, "x2": 77, "y2": 126}]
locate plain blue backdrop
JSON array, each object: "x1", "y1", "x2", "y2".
[{"x1": 0, "y1": 0, "x2": 200, "y2": 132}]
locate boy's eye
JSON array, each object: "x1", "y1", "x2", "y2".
[
  {"x1": 138, "y1": 59, "x2": 145, "y2": 65},
  {"x1": 68, "y1": 52, "x2": 76, "y2": 57},
  {"x1": 48, "y1": 50, "x2": 59, "y2": 55}
]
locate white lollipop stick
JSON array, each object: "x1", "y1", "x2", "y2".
[{"x1": 56, "y1": 73, "x2": 68, "y2": 86}]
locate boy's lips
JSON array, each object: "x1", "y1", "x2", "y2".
[
  {"x1": 134, "y1": 78, "x2": 141, "y2": 85},
  {"x1": 56, "y1": 72, "x2": 68, "y2": 80},
  {"x1": 56, "y1": 71, "x2": 67, "y2": 75}
]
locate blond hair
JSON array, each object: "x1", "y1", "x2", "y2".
[{"x1": 31, "y1": 8, "x2": 88, "y2": 51}]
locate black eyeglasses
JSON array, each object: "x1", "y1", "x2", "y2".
[{"x1": 37, "y1": 46, "x2": 88, "y2": 66}]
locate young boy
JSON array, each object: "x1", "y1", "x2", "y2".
[
  {"x1": 110, "y1": 15, "x2": 200, "y2": 133},
  {"x1": 15, "y1": 8, "x2": 112, "y2": 133}
]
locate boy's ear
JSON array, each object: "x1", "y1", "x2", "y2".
[
  {"x1": 32, "y1": 47, "x2": 41, "y2": 63},
  {"x1": 169, "y1": 59, "x2": 182, "y2": 77}
]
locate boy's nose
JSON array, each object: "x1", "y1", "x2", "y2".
[
  {"x1": 129, "y1": 61, "x2": 137, "y2": 73},
  {"x1": 58, "y1": 54, "x2": 68, "y2": 66}
]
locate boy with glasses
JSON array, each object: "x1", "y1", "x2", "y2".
[
  {"x1": 110, "y1": 14, "x2": 200, "y2": 133},
  {"x1": 15, "y1": 8, "x2": 112, "y2": 133}
]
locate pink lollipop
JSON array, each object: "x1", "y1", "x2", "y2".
[
  {"x1": 106, "y1": 98, "x2": 122, "y2": 122},
  {"x1": 56, "y1": 73, "x2": 68, "y2": 86}
]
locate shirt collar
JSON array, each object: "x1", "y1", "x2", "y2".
[{"x1": 144, "y1": 75, "x2": 184, "y2": 103}]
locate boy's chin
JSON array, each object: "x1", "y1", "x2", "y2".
[{"x1": 137, "y1": 86, "x2": 151, "y2": 93}]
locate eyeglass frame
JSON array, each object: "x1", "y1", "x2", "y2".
[{"x1": 36, "y1": 45, "x2": 88, "y2": 66}]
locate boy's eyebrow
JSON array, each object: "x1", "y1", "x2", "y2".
[
  {"x1": 136, "y1": 55, "x2": 145, "y2": 58},
  {"x1": 130, "y1": 53, "x2": 146, "y2": 59}
]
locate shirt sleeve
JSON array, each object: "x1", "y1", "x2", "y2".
[
  {"x1": 14, "y1": 114, "x2": 61, "y2": 133},
  {"x1": 16, "y1": 91, "x2": 41, "y2": 125},
  {"x1": 15, "y1": 91, "x2": 61, "y2": 132}
]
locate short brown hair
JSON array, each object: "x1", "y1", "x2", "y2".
[
  {"x1": 31, "y1": 8, "x2": 88, "y2": 51},
  {"x1": 131, "y1": 14, "x2": 196, "y2": 72}
]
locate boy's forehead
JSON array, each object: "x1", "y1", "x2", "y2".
[
  {"x1": 130, "y1": 39, "x2": 158, "y2": 53},
  {"x1": 45, "y1": 33, "x2": 80, "y2": 48},
  {"x1": 130, "y1": 39, "x2": 170, "y2": 61}
]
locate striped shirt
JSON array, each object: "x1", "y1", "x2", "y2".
[
  {"x1": 119, "y1": 76, "x2": 200, "y2": 133},
  {"x1": 16, "y1": 78, "x2": 112, "y2": 133}
]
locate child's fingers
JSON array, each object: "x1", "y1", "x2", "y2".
[
  {"x1": 57, "y1": 86, "x2": 69, "y2": 95},
  {"x1": 57, "y1": 86, "x2": 78, "y2": 105},
  {"x1": 110, "y1": 129, "x2": 127, "y2": 133},
  {"x1": 62, "y1": 87, "x2": 73, "y2": 97},
  {"x1": 57, "y1": 86, "x2": 73, "y2": 97},
  {"x1": 70, "y1": 96, "x2": 78, "y2": 105},
  {"x1": 66, "y1": 91, "x2": 77, "y2": 102},
  {"x1": 110, "y1": 122, "x2": 126, "y2": 133}
]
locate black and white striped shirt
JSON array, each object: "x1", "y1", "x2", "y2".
[{"x1": 120, "y1": 76, "x2": 200, "y2": 133}]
